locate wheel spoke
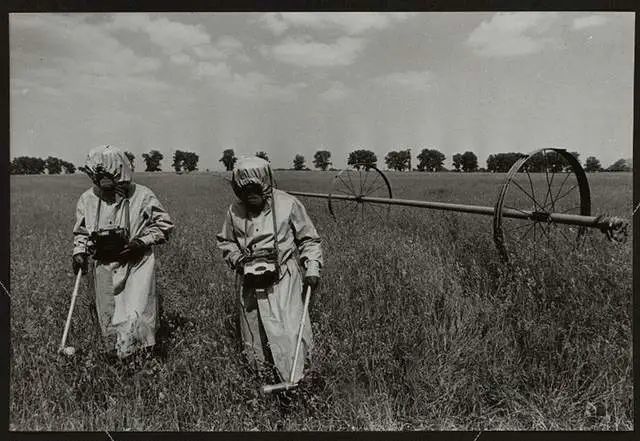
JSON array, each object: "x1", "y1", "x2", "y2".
[
  {"x1": 542, "y1": 151, "x2": 553, "y2": 210},
  {"x1": 552, "y1": 172, "x2": 572, "y2": 206},
  {"x1": 363, "y1": 172, "x2": 380, "y2": 195},
  {"x1": 544, "y1": 170, "x2": 557, "y2": 212},
  {"x1": 511, "y1": 180, "x2": 545, "y2": 212},
  {"x1": 346, "y1": 171, "x2": 358, "y2": 196},
  {"x1": 537, "y1": 221, "x2": 551, "y2": 242},
  {"x1": 366, "y1": 181, "x2": 390, "y2": 197},
  {"x1": 334, "y1": 188, "x2": 355, "y2": 197},
  {"x1": 338, "y1": 174, "x2": 357, "y2": 196},
  {"x1": 553, "y1": 183, "x2": 579, "y2": 206},
  {"x1": 366, "y1": 202, "x2": 387, "y2": 222},
  {"x1": 524, "y1": 169, "x2": 539, "y2": 212},
  {"x1": 551, "y1": 222, "x2": 573, "y2": 244},
  {"x1": 362, "y1": 169, "x2": 370, "y2": 196},
  {"x1": 504, "y1": 221, "x2": 535, "y2": 235},
  {"x1": 520, "y1": 222, "x2": 536, "y2": 241}
]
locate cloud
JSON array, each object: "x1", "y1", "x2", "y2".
[
  {"x1": 108, "y1": 14, "x2": 211, "y2": 54},
  {"x1": 372, "y1": 70, "x2": 434, "y2": 91},
  {"x1": 319, "y1": 81, "x2": 351, "y2": 101},
  {"x1": 193, "y1": 60, "x2": 306, "y2": 101},
  {"x1": 572, "y1": 15, "x2": 608, "y2": 30},
  {"x1": 263, "y1": 36, "x2": 365, "y2": 67},
  {"x1": 195, "y1": 61, "x2": 231, "y2": 78},
  {"x1": 258, "y1": 12, "x2": 413, "y2": 36},
  {"x1": 467, "y1": 12, "x2": 559, "y2": 57},
  {"x1": 10, "y1": 14, "x2": 165, "y2": 95},
  {"x1": 107, "y1": 14, "x2": 246, "y2": 65},
  {"x1": 170, "y1": 52, "x2": 194, "y2": 66}
]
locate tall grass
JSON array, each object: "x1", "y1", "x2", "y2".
[{"x1": 9, "y1": 171, "x2": 632, "y2": 430}]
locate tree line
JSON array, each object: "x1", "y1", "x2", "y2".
[
  {"x1": 219, "y1": 148, "x2": 630, "y2": 173},
  {"x1": 9, "y1": 148, "x2": 631, "y2": 175}
]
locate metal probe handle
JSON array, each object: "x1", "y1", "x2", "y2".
[
  {"x1": 59, "y1": 269, "x2": 82, "y2": 352},
  {"x1": 289, "y1": 284, "x2": 312, "y2": 384}
]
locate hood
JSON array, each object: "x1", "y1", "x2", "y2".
[
  {"x1": 231, "y1": 156, "x2": 274, "y2": 199},
  {"x1": 83, "y1": 145, "x2": 133, "y2": 184}
]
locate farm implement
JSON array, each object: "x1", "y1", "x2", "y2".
[{"x1": 283, "y1": 148, "x2": 629, "y2": 261}]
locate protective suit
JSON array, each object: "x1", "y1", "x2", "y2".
[
  {"x1": 73, "y1": 145, "x2": 174, "y2": 359},
  {"x1": 216, "y1": 157, "x2": 323, "y2": 382}
]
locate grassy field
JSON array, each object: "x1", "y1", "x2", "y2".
[{"x1": 9, "y1": 170, "x2": 632, "y2": 431}]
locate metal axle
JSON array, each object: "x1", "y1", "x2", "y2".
[{"x1": 286, "y1": 190, "x2": 613, "y2": 230}]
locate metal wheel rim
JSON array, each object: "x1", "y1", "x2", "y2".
[
  {"x1": 493, "y1": 148, "x2": 591, "y2": 261},
  {"x1": 328, "y1": 163, "x2": 393, "y2": 223}
]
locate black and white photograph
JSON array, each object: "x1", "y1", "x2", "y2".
[{"x1": 6, "y1": 10, "x2": 634, "y2": 432}]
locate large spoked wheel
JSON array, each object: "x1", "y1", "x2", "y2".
[
  {"x1": 493, "y1": 148, "x2": 591, "y2": 261},
  {"x1": 328, "y1": 163, "x2": 393, "y2": 222}
]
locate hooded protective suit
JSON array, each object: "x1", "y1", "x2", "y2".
[
  {"x1": 216, "y1": 157, "x2": 323, "y2": 382},
  {"x1": 73, "y1": 145, "x2": 174, "y2": 358}
]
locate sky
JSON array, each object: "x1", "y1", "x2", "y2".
[{"x1": 9, "y1": 12, "x2": 635, "y2": 171}]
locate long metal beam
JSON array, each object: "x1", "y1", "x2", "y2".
[{"x1": 286, "y1": 190, "x2": 607, "y2": 229}]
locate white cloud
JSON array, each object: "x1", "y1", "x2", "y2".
[
  {"x1": 319, "y1": 81, "x2": 350, "y2": 101},
  {"x1": 192, "y1": 60, "x2": 305, "y2": 101},
  {"x1": 170, "y1": 52, "x2": 194, "y2": 66},
  {"x1": 572, "y1": 15, "x2": 608, "y2": 30},
  {"x1": 107, "y1": 15, "x2": 246, "y2": 65},
  {"x1": 467, "y1": 12, "x2": 559, "y2": 57},
  {"x1": 195, "y1": 61, "x2": 231, "y2": 78},
  {"x1": 372, "y1": 70, "x2": 434, "y2": 91},
  {"x1": 217, "y1": 36, "x2": 243, "y2": 52},
  {"x1": 258, "y1": 12, "x2": 413, "y2": 36},
  {"x1": 108, "y1": 14, "x2": 211, "y2": 55},
  {"x1": 10, "y1": 14, "x2": 165, "y2": 95},
  {"x1": 263, "y1": 36, "x2": 365, "y2": 67}
]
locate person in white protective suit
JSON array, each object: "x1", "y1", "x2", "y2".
[
  {"x1": 216, "y1": 156, "x2": 323, "y2": 386},
  {"x1": 72, "y1": 145, "x2": 174, "y2": 359}
]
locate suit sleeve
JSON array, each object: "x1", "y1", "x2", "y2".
[
  {"x1": 290, "y1": 196, "x2": 323, "y2": 275},
  {"x1": 72, "y1": 194, "x2": 90, "y2": 256},
  {"x1": 216, "y1": 207, "x2": 245, "y2": 271},
  {"x1": 136, "y1": 190, "x2": 174, "y2": 246}
]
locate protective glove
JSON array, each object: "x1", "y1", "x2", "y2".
[
  {"x1": 118, "y1": 238, "x2": 148, "y2": 260},
  {"x1": 303, "y1": 259, "x2": 320, "y2": 291},
  {"x1": 72, "y1": 253, "x2": 88, "y2": 275},
  {"x1": 304, "y1": 275, "x2": 320, "y2": 291}
]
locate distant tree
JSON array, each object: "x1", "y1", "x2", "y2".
[
  {"x1": 313, "y1": 150, "x2": 332, "y2": 171},
  {"x1": 61, "y1": 160, "x2": 76, "y2": 174},
  {"x1": 172, "y1": 150, "x2": 184, "y2": 173},
  {"x1": 384, "y1": 149, "x2": 411, "y2": 171},
  {"x1": 220, "y1": 149, "x2": 237, "y2": 171},
  {"x1": 173, "y1": 150, "x2": 199, "y2": 173},
  {"x1": 183, "y1": 152, "x2": 199, "y2": 172},
  {"x1": 142, "y1": 150, "x2": 163, "y2": 172},
  {"x1": 256, "y1": 151, "x2": 269, "y2": 162},
  {"x1": 45, "y1": 156, "x2": 63, "y2": 175},
  {"x1": 452, "y1": 153, "x2": 463, "y2": 172},
  {"x1": 487, "y1": 152, "x2": 526, "y2": 173},
  {"x1": 124, "y1": 151, "x2": 135, "y2": 170},
  {"x1": 293, "y1": 154, "x2": 305, "y2": 170},
  {"x1": 584, "y1": 156, "x2": 603, "y2": 172},
  {"x1": 607, "y1": 158, "x2": 631, "y2": 172},
  {"x1": 417, "y1": 148, "x2": 446, "y2": 172},
  {"x1": 460, "y1": 151, "x2": 478, "y2": 172},
  {"x1": 347, "y1": 149, "x2": 377, "y2": 170},
  {"x1": 10, "y1": 156, "x2": 46, "y2": 174}
]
